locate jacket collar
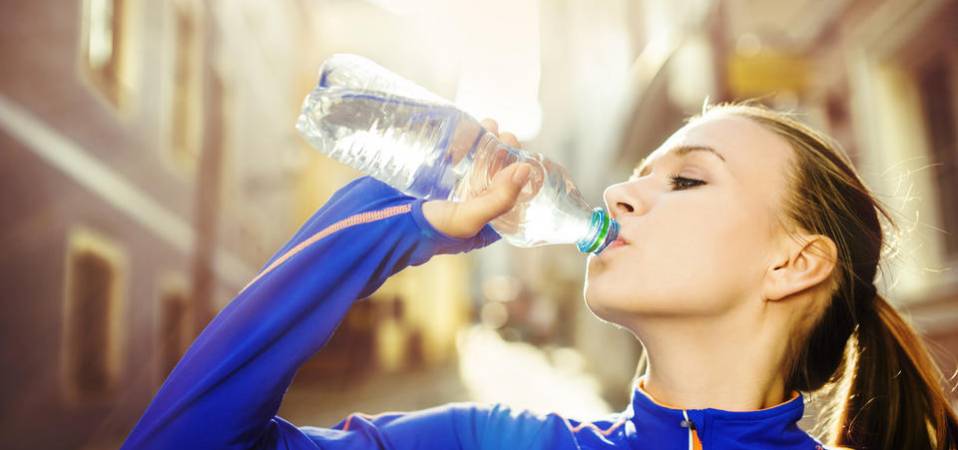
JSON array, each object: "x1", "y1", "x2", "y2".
[{"x1": 626, "y1": 377, "x2": 816, "y2": 449}]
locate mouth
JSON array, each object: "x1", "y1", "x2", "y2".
[{"x1": 605, "y1": 236, "x2": 629, "y2": 250}]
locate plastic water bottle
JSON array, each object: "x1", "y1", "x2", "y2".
[{"x1": 296, "y1": 54, "x2": 618, "y2": 254}]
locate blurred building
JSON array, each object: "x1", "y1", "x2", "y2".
[
  {"x1": 0, "y1": 0, "x2": 472, "y2": 448},
  {"x1": 0, "y1": 1, "x2": 303, "y2": 448}
]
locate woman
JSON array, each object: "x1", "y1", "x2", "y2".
[{"x1": 121, "y1": 104, "x2": 958, "y2": 450}]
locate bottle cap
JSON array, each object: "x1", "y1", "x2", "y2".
[{"x1": 576, "y1": 208, "x2": 619, "y2": 254}]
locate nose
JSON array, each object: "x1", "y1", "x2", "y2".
[{"x1": 603, "y1": 181, "x2": 642, "y2": 219}]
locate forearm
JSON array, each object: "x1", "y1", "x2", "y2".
[{"x1": 121, "y1": 178, "x2": 497, "y2": 450}]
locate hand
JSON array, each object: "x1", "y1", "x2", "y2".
[{"x1": 422, "y1": 119, "x2": 531, "y2": 239}]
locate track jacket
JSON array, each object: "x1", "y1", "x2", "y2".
[{"x1": 121, "y1": 176, "x2": 836, "y2": 450}]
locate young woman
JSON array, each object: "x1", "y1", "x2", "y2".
[{"x1": 121, "y1": 104, "x2": 958, "y2": 450}]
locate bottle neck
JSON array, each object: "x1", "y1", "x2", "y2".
[{"x1": 576, "y1": 208, "x2": 619, "y2": 254}]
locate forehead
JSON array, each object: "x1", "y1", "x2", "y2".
[{"x1": 641, "y1": 114, "x2": 794, "y2": 181}]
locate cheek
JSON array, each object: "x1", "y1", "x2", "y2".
[{"x1": 584, "y1": 199, "x2": 770, "y2": 317}]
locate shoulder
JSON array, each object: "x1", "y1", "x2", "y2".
[
  {"x1": 560, "y1": 413, "x2": 630, "y2": 440},
  {"x1": 472, "y1": 403, "x2": 627, "y2": 450},
  {"x1": 302, "y1": 402, "x2": 571, "y2": 450},
  {"x1": 461, "y1": 402, "x2": 570, "y2": 448},
  {"x1": 298, "y1": 402, "x2": 619, "y2": 450},
  {"x1": 408, "y1": 402, "x2": 610, "y2": 449}
]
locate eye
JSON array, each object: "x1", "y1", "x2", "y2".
[{"x1": 669, "y1": 174, "x2": 705, "y2": 190}]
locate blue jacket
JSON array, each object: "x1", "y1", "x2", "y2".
[{"x1": 121, "y1": 176, "x2": 834, "y2": 450}]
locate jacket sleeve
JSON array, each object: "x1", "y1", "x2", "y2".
[
  {"x1": 283, "y1": 402, "x2": 569, "y2": 450},
  {"x1": 119, "y1": 176, "x2": 512, "y2": 450}
]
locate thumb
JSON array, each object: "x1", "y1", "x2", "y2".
[{"x1": 459, "y1": 163, "x2": 531, "y2": 230}]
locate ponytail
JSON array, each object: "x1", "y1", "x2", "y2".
[
  {"x1": 833, "y1": 293, "x2": 958, "y2": 449},
  {"x1": 693, "y1": 102, "x2": 957, "y2": 449}
]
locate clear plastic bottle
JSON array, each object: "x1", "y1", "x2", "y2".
[{"x1": 296, "y1": 53, "x2": 618, "y2": 254}]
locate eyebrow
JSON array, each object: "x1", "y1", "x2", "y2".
[{"x1": 634, "y1": 145, "x2": 727, "y2": 177}]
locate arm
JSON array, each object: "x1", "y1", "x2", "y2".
[{"x1": 120, "y1": 176, "x2": 499, "y2": 450}]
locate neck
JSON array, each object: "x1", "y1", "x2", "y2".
[{"x1": 631, "y1": 302, "x2": 794, "y2": 411}]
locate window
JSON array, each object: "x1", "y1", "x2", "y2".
[
  {"x1": 61, "y1": 228, "x2": 126, "y2": 403},
  {"x1": 81, "y1": 0, "x2": 129, "y2": 107},
  {"x1": 158, "y1": 281, "x2": 191, "y2": 381},
  {"x1": 170, "y1": 1, "x2": 202, "y2": 172},
  {"x1": 917, "y1": 57, "x2": 958, "y2": 258}
]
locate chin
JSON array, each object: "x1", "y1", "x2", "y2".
[
  {"x1": 585, "y1": 276, "x2": 683, "y2": 327},
  {"x1": 583, "y1": 282, "x2": 628, "y2": 323}
]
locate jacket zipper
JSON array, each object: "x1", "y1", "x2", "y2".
[{"x1": 681, "y1": 410, "x2": 702, "y2": 450}]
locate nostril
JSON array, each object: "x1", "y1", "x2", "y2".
[{"x1": 618, "y1": 202, "x2": 634, "y2": 213}]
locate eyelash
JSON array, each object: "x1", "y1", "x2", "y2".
[{"x1": 668, "y1": 174, "x2": 705, "y2": 190}]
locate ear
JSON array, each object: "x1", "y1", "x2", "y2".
[{"x1": 763, "y1": 234, "x2": 838, "y2": 301}]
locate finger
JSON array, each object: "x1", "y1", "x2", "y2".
[
  {"x1": 449, "y1": 119, "x2": 483, "y2": 164},
  {"x1": 480, "y1": 118, "x2": 499, "y2": 135},
  {"x1": 459, "y1": 163, "x2": 531, "y2": 229},
  {"x1": 498, "y1": 131, "x2": 520, "y2": 148}
]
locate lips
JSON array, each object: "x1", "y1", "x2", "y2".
[{"x1": 606, "y1": 236, "x2": 629, "y2": 250}]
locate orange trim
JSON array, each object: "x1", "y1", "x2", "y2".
[
  {"x1": 240, "y1": 204, "x2": 412, "y2": 293},
  {"x1": 692, "y1": 429, "x2": 703, "y2": 450},
  {"x1": 565, "y1": 417, "x2": 627, "y2": 436},
  {"x1": 340, "y1": 411, "x2": 390, "y2": 432},
  {"x1": 635, "y1": 377, "x2": 800, "y2": 412}
]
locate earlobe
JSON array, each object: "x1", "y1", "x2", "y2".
[{"x1": 763, "y1": 234, "x2": 838, "y2": 302}]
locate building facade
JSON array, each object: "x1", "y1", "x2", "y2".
[{"x1": 0, "y1": 1, "x2": 473, "y2": 448}]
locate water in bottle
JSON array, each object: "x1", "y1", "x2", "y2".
[{"x1": 296, "y1": 54, "x2": 618, "y2": 254}]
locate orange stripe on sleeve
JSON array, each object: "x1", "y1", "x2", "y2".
[{"x1": 240, "y1": 204, "x2": 412, "y2": 293}]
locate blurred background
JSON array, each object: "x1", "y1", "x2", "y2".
[{"x1": 1, "y1": 0, "x2": 957, "y2": 448}]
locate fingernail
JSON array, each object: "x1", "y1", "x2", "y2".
[{"x1": 512, "y1": 164, "x2": 531, "y2": 184}]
